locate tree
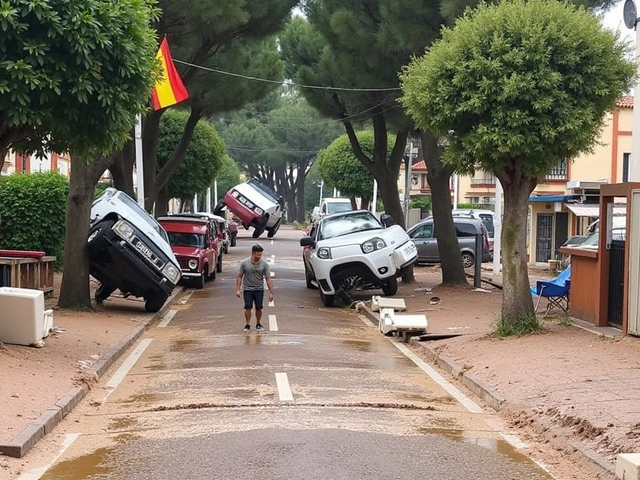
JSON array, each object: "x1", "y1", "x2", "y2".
[
  {"x1": 401, "y1": 0, "x2": 635, "y2": 326},
  {"x1": 317, "y1": 132, "x2": 385, "y2": 209},
  {"x1": 155, "y1": 110, "x2": 226, "y2": 216},
  {"x1": 5, "y1": 0, "x2": 164, "y2": 309},
  {"x1": 211, "y1": 155, "x2": 242, "y2": 209}
]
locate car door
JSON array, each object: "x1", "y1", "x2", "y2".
[
  {"x1": 408, "y1": 222, "x2": 436, "y2": 263},
  {"x1": 303, "y1": 224, "x2": 318, "y2": 278}
]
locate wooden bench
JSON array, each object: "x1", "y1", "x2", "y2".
[{"x1": 0, "y1": 256, "x2": 56, "y2": 297}]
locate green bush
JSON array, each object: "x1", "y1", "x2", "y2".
[{"x1": 0, "y1": 172, "x2": 69, "y2": 269}]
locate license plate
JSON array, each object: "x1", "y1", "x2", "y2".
[
  {"x1": 403, "y1": 242, "x2": 417, "y2": 256},
  {"x1": 132, "y1": 237, "x2": 164, "y2": 270}
]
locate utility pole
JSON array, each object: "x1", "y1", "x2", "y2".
[{"x1": 404, "y1": 142, "x2": 414, "y2": 227}]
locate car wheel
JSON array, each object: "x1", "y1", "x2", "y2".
[
  {"x1": 381, "y1": 277, "x2": 398, "y2": 296},
  {"x1": 252, "y1": 224, "x2": 266, "y2": 238},
  {"x1": 195, "y1": 272, "x2": 205, "y2": 289},
  {"x1": 267, "y1": 219, "x2": 281, "y2": 238},
  {"x1": 230, "y1": 237, "x2": 236, "y2": 247},
  {"x1": 319, "y1": 289, "x2": 334, "y2": 307},
  {"x1": 95, "y1": 283, "x2": 115, "y2": 304},
  {"x1": 461, "y1": 252, "x2": 475, "y2": 269},
  {"x1": 145, "y1": 293, "x2": 167, "y2": 313},
  {"x1": 87, "y1": 220, "x2": 114, "y2": 254},
  {"x1": 216, "y1": 253, "x2": 223, "y2": 273},
  {"x1": 212, "y1": 200, "x2": 226, "y2": 216}
]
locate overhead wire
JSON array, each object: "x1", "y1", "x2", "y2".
[{"x1": 174, "y1": 58, "x2": 402, "y2": 92}]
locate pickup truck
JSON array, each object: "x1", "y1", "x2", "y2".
[
  {"x1": 88, "y1": 188, "x2": 181, "y2": 312},
  {"x1": 311, "y1": 197, "x2": 354, "y2": 223}
]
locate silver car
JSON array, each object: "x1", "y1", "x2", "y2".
[{"x1": 407, "y1": 217, "x2": 492, "y2": 268}]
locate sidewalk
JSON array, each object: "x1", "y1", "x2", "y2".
[{"x1": 1, "y1": 264, "x2": 637, "y2": 479}]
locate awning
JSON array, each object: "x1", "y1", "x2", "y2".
[
  {"x1": 564, "y1": 203, "x2": 599, "y2": 217},
  {"x1": 528, "y1": 194, "x2": 579, "y2": 203},
  {"x1": 564, "y1": 204, "x2": 627, "y2": 217}
]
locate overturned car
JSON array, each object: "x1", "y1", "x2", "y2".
[
  {"x1": 88, "y1": 188, "x2": 181, "y2": 312},
  {"x1": 213, "y1": 178, "x2": 284, "y2": 239}
]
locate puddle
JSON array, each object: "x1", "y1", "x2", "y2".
[
  {"x1": 40, "y1": 447, "x2": 114, "y2": 479},
  {"x1": 169, "y1": 339, "x2": 200, "y2": 351},
  {"x1": 189, "y1": 290, "x2": 212, "y2": 299},
  {"x1": 341, "y1": 339, "x2": 372, "y2": 352},
  {"x1": 124, "y1": 392, "x2": 175, "y2": 403},
  {"x1": 416, "y1": 428, "x2": 553, "y2": 476}
]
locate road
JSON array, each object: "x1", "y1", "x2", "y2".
[{"x1": 23, "y1": 226, "x2": 553, "y2": 480}]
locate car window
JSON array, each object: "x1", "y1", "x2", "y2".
[
  {"x1": 168, "y1": 232, "x2": 205, "y2": 248},
  {"x1": 410, "y1": 223, "x2": 433, "y2": 239},
  {"x1": 319, "y1": 212, "x2": 382, "y2": 240},
  {"x1": 479, "y1": 214, "x2": 494, "y2": 237},
  {"x1": 456, "y1": 223, "x2": 477, "y2": 237},
  {"x1": 327, "y1": 202, "x2": 353, "y2": 214}
]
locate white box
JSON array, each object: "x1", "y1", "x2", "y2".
[{"x1": 0, "y1": 287, "x2": 52, "y2": 347}]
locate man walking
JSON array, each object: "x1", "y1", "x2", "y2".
[{"x1": 236, "y1": 244, "x2": 274, "y2": 332}]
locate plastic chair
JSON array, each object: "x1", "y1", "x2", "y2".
[{"x1": 530, "y1": 265, "x2": 571, "y2": 317}]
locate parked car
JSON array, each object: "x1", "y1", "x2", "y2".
[
  {"x1": 158, "y1": 216, "x2": 223, "y2": 288},
  {"x1": 213, "y1": 178, "x2": 284, "y2": 239},
  {"x1": 88, "y1": 188, "x2": 181, "y2": 312},
  {"x1": 167, "y1": 212, "x2": 230, "y2": 253},
  {"x1": 300, "y1": 210, "x2": 417, "y2": 306},
  {"x1": 451, "y1": 209, "x2": 495, "y2": 252},
  {"x1": 407, "y1": 216, "x2": 492, "y2": 268},
  {"x1": 310, "y1": 197, "x2": 354, "y2": 222}
]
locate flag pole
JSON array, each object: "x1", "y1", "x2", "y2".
[{"x1": 134, "y1": 114, "x2": 145, "y2": 208}]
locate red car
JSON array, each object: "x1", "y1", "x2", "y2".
[{"x1": 158, "y1": 216, "x2": 223, "y2": 289}]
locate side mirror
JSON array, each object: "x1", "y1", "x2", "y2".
[
  {"x1": 380, "y1": 214, "x2": 394, "y2": 227},
  {"x1": 300, "y1": 236, "x2": 314, "y2": 247}
]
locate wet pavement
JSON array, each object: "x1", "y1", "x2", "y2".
[{"x1": 28, "y1": 228, "x2": 554, "y2": 480}]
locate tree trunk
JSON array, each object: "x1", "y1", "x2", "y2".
[
  {"x1": 421, "y1": 132, "x2": 468, "y2": 285},
  {"x1": 498, "y1": 166, "x2": 537, "y2": 323},
  {"x1": 156, "y1": 189, "x2": 170, "y2": 217},
  {"x1": 58, "y1": 155, "x2": 112, "y2": 309},
  {"x1": 109, "y1": 141, "x2": 135, "y2": 197}
]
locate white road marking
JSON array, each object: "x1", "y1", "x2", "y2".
[
  {"x1": 269, "y1": 254, "x2": 275, "y2": 265},
  {"x1": 157, "y1": 310, "x2": 177, "y2": 328},
  {"x1": 270, "y1": 239, "x2": 274, "y2": 245},
  {"x1": 269, "y1": 314, "x2": 278, "y2": 331},
  {"x1": 275, "y1": 372, "x2": 294, "y2": 402},
  {"x1": 16, "y1": 433, "x2": 80, "y2": 480},
  {"x1": 268, "y1": 300, "x2": 275, "y2": 307},
  {"x1": 500, "y1": 432, "x2": 528, "y2": 449},
  {"x1": 270, "y1": 271, "x2": 275, "y2": 277},
  {"x1": 101, "y1": 339, "x2": 153, "y2": 403},
  {"x1": 392, "y1": 342, "x2": 484, "y2": 414}
]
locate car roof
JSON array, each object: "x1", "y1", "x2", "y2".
[{"x1": 411, "y1": 216, "x2": 484, "y2": 228}]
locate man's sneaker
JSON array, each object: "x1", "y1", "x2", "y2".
[
  {"x1": 256, "y1": 323, "x2": 265, "y2": 331},
  {"x1": 243, "y1": 324, "x2": 250, "y2": 332}
]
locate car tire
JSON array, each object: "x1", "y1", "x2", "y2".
[
  {"x1": 212, "y1": 200, "x2": 226, "y2": 216},
  {"x1": 461, "y1": 252, "x2": 475, "y2": 269},
  {"x1": 95, "y1": 283, "x2": 115, "y2": 304},
  {"x1": 381, "y1": 277, "x2": 398, "y2": 296},
  {"x1": 216, "y1": 253, "x2": 223, "y2": 273},
  {"x1": 230, "y1": 237, "x2": 237, "y2": 247},
  {"x1": 145, "y1": 293, "x2": 167, "y2": 313},
  {"x1": 252, "y1": 224, "x2": 266, "y2": 238},
  {"x1": 319, "y1": 289, "x2": 334, "y2": 307},
  {"x1": 195, "y1": 272, "x2": 205, "y2": 289},
  {"x1": 267, "y1": 219, "x2": 281, "y2": 238},
  {"x1": 87, "y1": 220, "x2": 114, "y2": 254}
]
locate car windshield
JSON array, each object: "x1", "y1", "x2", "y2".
[
  {"x1": 168, "y1": 232, "x2": 206, "y2": 248},
  {"x1": 319, "y1": 212, "x2": 382, "y2": 240},
  {"x1": 479, "y1": 214, "x2": 494, "y2": 238},
  {"x1": 327, "y1": 202, "x2": 353, "y2": 214},
  {"x1": 117, "y1": 192, "x2": 169, "y2": 242}
]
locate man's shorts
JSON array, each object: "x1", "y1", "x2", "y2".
[{"x1": 243, "y1": 289, "x2": 264, "y2": 310}]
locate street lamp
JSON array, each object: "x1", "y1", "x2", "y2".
[{"x1": 624, "y1": 0, "x2": 640, "y2": 180}]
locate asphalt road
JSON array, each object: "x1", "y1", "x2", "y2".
[{"x1": 31, "y1": 227, "x2": 553, "y2": 480}]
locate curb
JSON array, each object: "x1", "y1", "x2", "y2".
[
  {"x1": 359, "y1": 303, "x2": 616, "y2": 478},
  {"x1": 0, "y1": 287, "x2": 185, "y2": 458}
]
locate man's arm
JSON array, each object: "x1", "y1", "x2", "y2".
[
  {"x1": 265, "y1": 276, "x2": 274, "y2": 301},
  {"x1": 236, "y1": 273, "x2": 243, "y2": 297}
]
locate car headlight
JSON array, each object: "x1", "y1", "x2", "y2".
[
  {"x1": 255, "y1": 207, "x2": 264, "y2": 215},
  {"x1": 188, "y1": 259, "x2": 198, "y2": 270},
  {"x1": 361, "y1": 237, "x2": 386, "y2": 254},
  {"x1": 113, "y1": 220, "x2": 135, "y2": 241},
  {"x1": 162, "y1": 263, "x2": 181, "y2": 284},
  {"x1": 317, "y1": 247, "x2": 331, "y2": 259}
]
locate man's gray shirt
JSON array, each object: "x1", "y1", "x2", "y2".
[{"x1": 238, "y1": 258, "x2": 271, "y2": 291}]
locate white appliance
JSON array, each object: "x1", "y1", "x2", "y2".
[{"x1": 0, "y1": 287, "x2": 53, "y2": 347}]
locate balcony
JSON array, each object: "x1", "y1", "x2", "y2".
[
  {"x1": 543, "y1": 159, "x2": 568, "y2": 182},
  {"x1": 470, "y1": 177, "x2": 496, "y2": 187}
]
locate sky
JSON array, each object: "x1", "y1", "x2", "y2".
[{"x1": 601, "y1": 1, "x2": 635, "y2": 44}]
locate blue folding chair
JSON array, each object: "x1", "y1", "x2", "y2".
[{"x1": 530, "y1": 265, "x2": 571, "y2": 317}]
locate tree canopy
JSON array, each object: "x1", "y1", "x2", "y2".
[
  {"x1": 401, "y1": 0, "x2": 636, "y2": 325},
  {"x1": 0, "y1": 0, "x2": 159, "y2": 160}
]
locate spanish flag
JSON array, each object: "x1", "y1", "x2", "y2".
[{"x1": 151, "y1": 38, "x2": 189, "y2": 110}]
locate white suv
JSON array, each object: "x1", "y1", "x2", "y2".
[{"x1": 300, "y1": 210, "x2": 417, "y2": 306}]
